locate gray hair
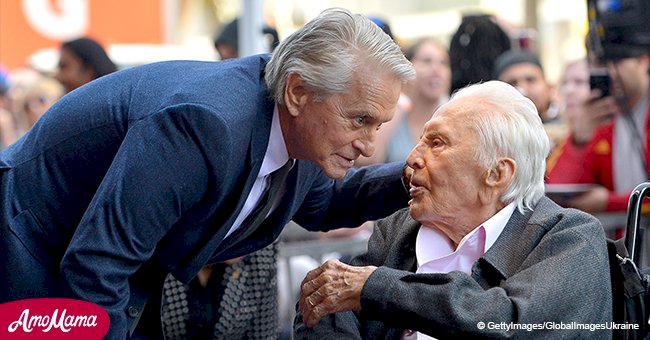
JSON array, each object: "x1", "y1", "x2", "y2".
[
  {"x1": 450, "y1": 80, "x2": 550, "y2": 213},
  {"x1": 265, "y1": 8, "x2": 415, "y2": 104}
]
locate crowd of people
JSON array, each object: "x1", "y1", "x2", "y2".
[
  {"x1": 0, "y1": 37, "x2": 116, "y2": 149},
  {"x1": 0, "y1": 5, "x2": 647, "y2": 339}
]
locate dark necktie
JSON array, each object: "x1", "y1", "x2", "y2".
[{"x1": 233, "y1": 159, "x2": 294, "y2": 242}]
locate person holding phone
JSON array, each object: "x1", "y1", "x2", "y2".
[
  {"x1": 546, "y1": 50, "x2": 650, "y2": 213},
  {"x1": 564, "y1": 67, "x2": 620, "y2": 147}
]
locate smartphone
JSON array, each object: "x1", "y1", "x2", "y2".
[{"x1": 590, "y1": 70, "x2": 611, "y2": 98}]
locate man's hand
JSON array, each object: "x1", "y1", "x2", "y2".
[
  {"x1": 572, "y1": 92, "x2": 619, "y2": 145},
  {"x1": 298, "y1": 259, "x2": 377, "y2": 327}
]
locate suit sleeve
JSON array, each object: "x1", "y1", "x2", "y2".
[
  {"x1": 59, "y1": 105, "x2": 230, "y2": 339},
  {"x1": 358, "y1": 216, "x2": 612, "y2": 339},
  {"x1": 293, "y1": 161, "x2": 410, "y2": 231}
]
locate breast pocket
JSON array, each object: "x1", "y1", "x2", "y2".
[{"x1": 8, "y1": 209, "x2": 58, "y2": 272}]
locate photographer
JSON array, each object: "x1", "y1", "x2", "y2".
[
  {"x1": 546, "y1": 0, "x2": 650, "y2": 213},
  {"x1": 546, "y1": 50, "x2": 649, "y2": 212}
]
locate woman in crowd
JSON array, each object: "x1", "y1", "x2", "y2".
[{"x1": 357, "y1": 38, "x2": 451, "y2": 165}]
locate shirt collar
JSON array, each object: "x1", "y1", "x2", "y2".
[
  {"x1": 481, "y1": 202, "x2": 516, "y2": 253},
  {"x1": 415, "y1": 202, "x2": 516, "y2": 266},
  {"x1": 259, "y1": 105, "x2": 290, "y2": 178}
]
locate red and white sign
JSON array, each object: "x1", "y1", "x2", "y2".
[{"x1": 0, "y1": 0, "x2": 164, "y2": 70}]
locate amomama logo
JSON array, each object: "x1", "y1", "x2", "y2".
[{"x1": 0, "y1": 298, "x2": 109, "y2": 339}]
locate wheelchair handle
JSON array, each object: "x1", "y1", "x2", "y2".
[{"x1": 626, "y1": 182, "x2": 650, "y2": 264}]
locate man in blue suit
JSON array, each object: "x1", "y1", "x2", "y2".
[{"x1": 0, "y1": 8, "x2": 415, "y2": 339}]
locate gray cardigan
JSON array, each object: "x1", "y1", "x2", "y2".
[{"x1": 295, "y1": 197, "x2": 613, "y2": 339}]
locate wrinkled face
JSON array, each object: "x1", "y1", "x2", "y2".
[
  {"x1": 560, "y1": 60, "x2": 590, "y2": 116},
  {"x1": 55, "y1": 48, "x2": 95, "y2": 93},
  {"x1": 409, "y1": 41, "x2": 451, "y2": 101},
  {"x1": 406, "y1": 98, "x2": 487, "y2": 225},
  {"x1": 498, "y1": 63, "x2": 551, "y2": 116},
  {"x1": 290, "y1": 70, "x2": 402, "y2": 179}
]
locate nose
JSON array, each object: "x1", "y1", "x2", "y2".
[
  {"x1": 432, "y1": 60, "x2": 446, "y2": 75},
  {"x1": 352, "y1": 138, "x2": 375, "y2": 158},
  {"x1": 406, "y1": 144, "x2": 424, "y2": 169}
]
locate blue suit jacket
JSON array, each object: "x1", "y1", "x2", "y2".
[{"x1": 0, "y1": 54, "x2": 409, "y2": 339}]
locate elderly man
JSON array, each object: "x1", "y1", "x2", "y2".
[
  {"x1": 295, "y1": 81, "x2": 612, "y2": 339},
  {"x1": 0, "y1": 8, "x2": 414, "y2": 339}
]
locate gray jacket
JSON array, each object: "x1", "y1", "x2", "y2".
[{"x1": 295, "y1": 197, "x2": 613, "y2": 339}]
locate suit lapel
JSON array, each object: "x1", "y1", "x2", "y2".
[
  {"x1": 219, "y1": 81, "x2": 276, "y2": 239},
  {"x1": 205, "y1": 84, "x2": 278, "y2": 261},
  {"x1": 397, "y1": 218, "x2": 419, "y2": 272},
  {"x1": 183, "y1": 74, "x2": 276, "y2": 277},
  {"x1": 479, "y1": 199, "x2": 554, "y2": 281}
]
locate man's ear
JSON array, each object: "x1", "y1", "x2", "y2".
[
  {"x1": 284, "y1": 73, "x2": 310, "y2": 117},
  {"x1": 485, "y1": 157, "x2": 516, "y2": 188}
]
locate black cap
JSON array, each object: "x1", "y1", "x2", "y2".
[
  {"x1": 213, "y1": 18, "x2": 279, "y2": 53},
  {"x1": 601, "y1": 43, "x2": 649, "y2": 61},
  {"x1": 493, "y1": 50, "x2": 543, "y2": 79}
]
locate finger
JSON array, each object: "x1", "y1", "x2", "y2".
[
  {"x1": 299, "y1": 279, "x2": 318, "y2": 312},
  {"x1": 304, "y1": 283, "x2": 354, "y2": 327},
  {"x1": 303, "y1": 259, "x2": 342, "y2": 287},
  {"x1": 309, "y1": 287, "x2": 330, "y2": 307},
  {"x1": 299, "y1": 293, "x2": 316, "y2": 315},
  {"x1": 307, "y1": 275, "x2": 349, "y2": 314},
  {"x1": 299, "y1": 275, "x2": 327, "y2": 314},
  {"x1": 300, "y1": 276, "x2": 321, "y2": 301},
  {"x1": 300, "y1": 275, "x2": 340, "y2": 316},
  {"x1": 301, "y1": 266, "x2": 324, "y2": 288},
  {"x1": 587, "y1": 90, "x2": 605, "y2": 102},
  {"x1": 304, "y1": 304, "x2": 321, "y2": 328},
  {"x1": 301, "y1": 260, "x2": 350, "y2": 314},
  {"x1": 301, "y1": 259, "x2": 344, "y2": 297},
  {"x1": 298, "y1": 293, "x2": 307, "y2": 314},
  {"x1": 300, "y1": 291, "x2": 321, "y2": 328}
]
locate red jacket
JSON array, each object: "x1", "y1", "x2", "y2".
[{"x1": 546, "y1": 107, "x2": 650, "y2": 211}]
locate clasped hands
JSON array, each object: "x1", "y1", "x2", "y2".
[{"x1": 298, "y1": 258, "x2": 377, "y2": 327}]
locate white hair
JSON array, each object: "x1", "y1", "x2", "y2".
[
  {"x1": 265, "y1": 8, "x2": 415, "y2": 104},
  {"x1": 450, "y1": 80, "x2": 550, "y2": 213}
]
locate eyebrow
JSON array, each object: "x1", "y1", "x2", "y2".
[{"x1": 423, "y1": 130, "x2": 445, "y2": 140}]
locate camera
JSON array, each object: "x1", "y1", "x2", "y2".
[
  {"x1": 589, "y1": 69, "x2": 611, "y2": 97},
  {"x1": 587, "y1": 0, "x2": 650, "y2": 61}
]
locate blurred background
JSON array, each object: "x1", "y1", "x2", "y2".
[{"x1": 1, "y1": 0, "x2": 587, "y2": 84}]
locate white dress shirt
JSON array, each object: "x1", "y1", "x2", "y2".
[
  {"x1": 225, "y1": 105, "x2": 290, "y2": 238},
  {"x1": 404, "y1": 202, "x2": 516, "y2": 339}
]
